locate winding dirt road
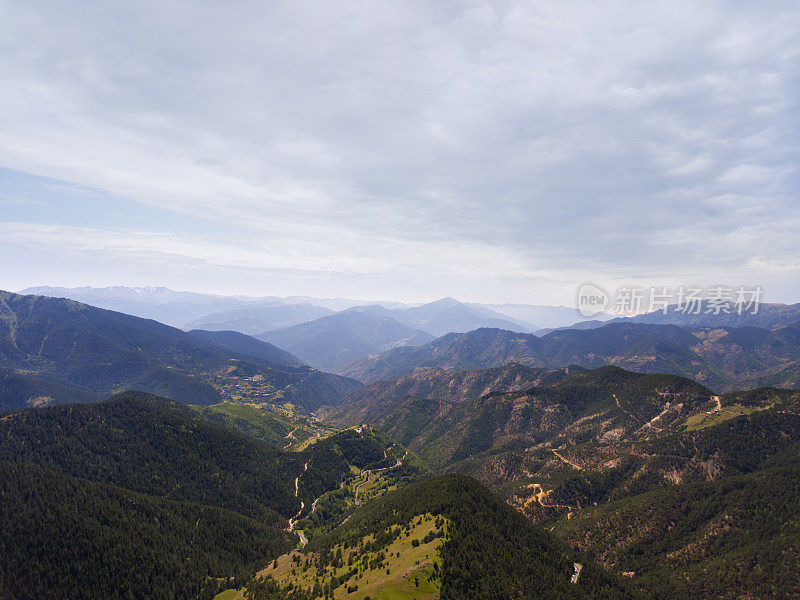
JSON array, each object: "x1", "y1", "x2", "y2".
[
  {"x1": 283, "y1": 428, "x2": 298, "y2": 450},
  {"x1": 287, "y1": 461, "x2": 309, "y2": 544},
  {"x1": 341, "y1": 446, "x2": 405, "y2": 525}
]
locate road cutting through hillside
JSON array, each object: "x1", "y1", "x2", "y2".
[
  {"x1": 290, "y1": 446, "x2": 407, "y2": 545},
  {"x1": 286, "y1": 461, "x2": 310, "y2": 544},
  {"x1": 294, "y1": 461, "x2": 308, "y2": 497},
  {"x1": 551, "y1": 449, "x2": 582, "y2": 470},
  {"x1": 642, "y1": 405, "x2": 671, "y2": 431},
  {"x1": 357, "y1": 447, "x2": 403, "y2": 487},
  {"x1": 283, "y1": 428, "x2": 298, "y2": 450},
  {"x1": 288, "y1": 501, "x2": 304, "y2": 531},
  {"x1": 612, "y1": 393, "x2": 636, "y2": 418},
  {"x1": 348, "y1": 446, "x2": 405, "y2": 518},
  {"x1": 365, "y1": 447, "x2": 403, "y2": 474}
]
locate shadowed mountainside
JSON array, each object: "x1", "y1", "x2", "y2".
[
  {"x1": 187, "y1": 328, "x2": 305, "y2": 367},
  {"x1": 0, "y1": 291, "x2": 360, "y2": 410}
]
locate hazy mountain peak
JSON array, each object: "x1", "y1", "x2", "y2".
[
  {"x1": 425, "y1": 296, "x2": 463, "y2": 307},
  {"x1": 257, "y1": 310, "x2": 434, "y2": 371}
]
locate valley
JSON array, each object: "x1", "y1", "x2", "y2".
[
  {"x1": 7, "y1": 0, "x2": 800, "y2": 595},
  {"x1": 2, "y1": 288, "x2": 800, "y2": 600}
]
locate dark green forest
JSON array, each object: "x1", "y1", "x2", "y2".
[
  {"x1": 3, "y1": 361, "x2": 800, "y2": 599},
  {"x1": 0, "y1": 393, "x2": 400, "y2": 600}
]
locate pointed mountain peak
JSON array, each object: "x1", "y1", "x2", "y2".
[{"x1": 426, "y1": 297, "x2": 463, "y2": 307}]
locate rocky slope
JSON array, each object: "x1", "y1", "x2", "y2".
[{"x1": 342, "y1": 322, "x2": 800, "y2": 392}]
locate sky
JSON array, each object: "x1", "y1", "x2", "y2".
[{"x1": 1, "y1": 0, "x2": 799, "y2": 305}]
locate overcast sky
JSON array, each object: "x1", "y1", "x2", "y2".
[{"x1": 1, "y1": 0, "x2": 798, "y2": 305}]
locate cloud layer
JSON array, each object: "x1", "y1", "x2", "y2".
[{"x1": 1, "y1": 0, "x2": 798, "y2": 302}]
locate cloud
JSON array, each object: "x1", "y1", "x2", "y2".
[
  {"x1": 0, "y1": 220, "x2": 539, "y2": 280},
  {"x1": 0, "y1": 0, "x2": 798, "y2": 302}
]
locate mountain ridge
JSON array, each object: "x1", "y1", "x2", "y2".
[
  {"x1": 257, "y1": 310, "x2": 435, "y2": 372},
  {"x1": 342, "y1": 321, "x2": 800, "y2": 391},
  {"x1": 323, "y1": 364, "x2": 800, "y2": 598},
  {"x1": 0, "y1": 390, "x2": 639, "y2": 600},
  {"x1": 187, "y1": 328, "x2": 305, "y2": 368},
  {"x1": 0, "y1": 290, "x2": 360, "y2": 410},
  {"x1": 185, "y1": 303, "x2": 336, "y2": 335}
]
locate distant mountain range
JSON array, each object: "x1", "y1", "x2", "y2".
[
  {"x1": 257, "y1": 310, "x2": 435, "y2": 371},
  {"x1": 619, "y1": 300, "x2": 800, "y2": 328},
  {"x1": 0, "y1": 290, "x2": 360, "y2": 410},
  {"x1": 342, "y1": 321, "x2": 800, "y2": 392},
  {"x1": 373, "y1": 297, "x2": 540, "y2": 336},
  {"x1": 185, "y1": 303, "x2": 336, "y2": 334},
  {"x1": 483, "y1": 302, "x2": 614, "y2": 329},
  {"x1": 19, "y1": 286, "x2": 413, "y2": 327},
  {"x1": 24, "y1": 285, "x2": 800, "y2": 336},
  {"x1": 18, "y1": 285, "x2": 276, "y2": 326},
  {"x1": 11, "y1": 287, "x2": 800, "y2": 395},
  {"x1": 538, "y1": 300, "x2": 800, "y2": 334},
  {"x1": 20, "y1": 285, "x2": 606, "y2": 332},
  {"x1": 252, "y1": 298, "x2": 543, "y2": 371}
]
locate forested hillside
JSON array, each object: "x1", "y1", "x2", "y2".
[
  {"x1": 0, "y1": 392, "x2": 399, "y2": 600},
  {"x1": 341, "y1": 322, "x2": 800, "y2": 391},
  {"x1": 187, "y1": 329, "x2": 305, "y2": 367},
  {"x1": 233, "y1": 475, "x2": 640, "y2": 600},
  {"x1": 0, "y1": 389, "x2": 640, "y2": 600},
  {"x1": 0, "y1": 367, "x2": 98, "y2": 411},
  {"x1": 0, "y1": 291, "x2": 360, "y2": 409},
  {"x1": 325, "y1": 365, "x2": 721, "y2": 468},
  {"x1": 550, "y1": 414, "x2": 800, "y2": 599},
  {"x1": 325, "y1": 365, "x2": 800, "y2": 598}
]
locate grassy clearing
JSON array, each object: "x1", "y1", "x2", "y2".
[
  {"x1": 256, "y1": 513, "x2": 447, "y2": 599},
  {"x1": 354, "y1": 472, "x2": 398, "y2": 505},
  {"x1": 212, "y1": 588, "x2": 244, "y2": 600},
  {"x1": 293, "y1": 429, "x2": 331, "y2": 451},
  {"x1": 684, "y1": 404, "x2": 763, "y2": 431},
  {"x1": 191, "y1": 402, "x2": 337, "y2": 449},
  {"x1": 298, "y1": 454, "x2": 421, "y2": 541}
]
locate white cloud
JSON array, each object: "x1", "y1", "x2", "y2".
[
  {"x1": 0, "y1": 0, "x2": 798, "y2": 302},
  {"x1": 0, "y1": 220, "x2": 542, "y2": 281}
]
